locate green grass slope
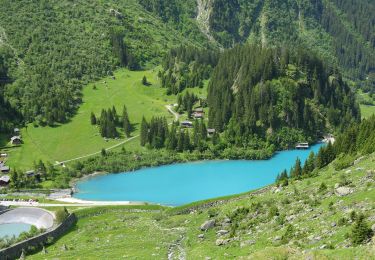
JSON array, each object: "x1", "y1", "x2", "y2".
[
  {"x1": 4, "y1": 68, "x2": 208, "y2": 170},
  {"x1": 5, "y1": 69, "x2": 173, "y2": 169},
  {"x1": 29, "y1": 153, "x2": 375, "y2": 259}
]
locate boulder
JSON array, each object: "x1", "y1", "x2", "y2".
[
  {"x1": 335, "y1": 187, "x2": 354, "y2": 196},
  {"x1": 371, "y1": 224, "x2": 375, "y2": 232},
  {"x1": 198, "y1": 234, "x2": 205, "y2": 239},
  {"x1": 216, "y1": 230, "x2": 229, "y2": 236},
  {"x1": 240, "y1": 240, "x2": 256, "y2": 247},
  {"x1": 200, "y1": 220, "x2": 216, "y2": 231},
  {"x1": 216, "y1": 238, "x2": 230, "y2": 246}
]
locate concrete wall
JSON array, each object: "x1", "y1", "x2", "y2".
[{"x1": 0, "y1": 214, "x2": 77, "y2": 260}]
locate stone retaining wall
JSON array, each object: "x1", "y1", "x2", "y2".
[{"x1": 0, "y1": 213, "x2": 77, "y2": 260}]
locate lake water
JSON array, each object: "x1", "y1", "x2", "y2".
[
  {"x1": 74, "y1": 144, "x2": 324, "y2": 205},
  {"x1": 0, "y1": 223, "x2": 32, "y2": 239}
]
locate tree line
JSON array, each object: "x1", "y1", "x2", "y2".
[{"x1": 207, "y1": 44, "x2": 360, "y2": 149}]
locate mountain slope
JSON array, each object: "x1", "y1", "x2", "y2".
[
  {"x1": 28, "y1": 152, "x2": 375, "y2": 259},
  {"x1": 141, "y1": 0, "x2": 375, "y2": 81},
  {"x1": 0, "y1": 0, "x2": 209, "y2": 126}
]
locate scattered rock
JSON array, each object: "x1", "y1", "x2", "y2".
[
  {"x1": 216, "y1": 230, "x2": 229, "y2": 236},
  {"x1": 200, "y1": 220, "x2": 216, "y2": 231},
  {"x1": 334, "y1": 183, "x2": 340, "y2": 189},
  {"x1": 274, "y1": 236, "x2": 281, "y2": 241},
  {"x1": 331, "y1": 222, "x2": 337, "y2": 227},
  {"x1": 216, "y1": 238, "x2": 230, "y2": 246},
  {"x1": 335, "y1": 187, "x2": 354, "y2": 196},
  {"x1": 198, "y1": 234, "x2": 205, "y2": 239},
  {"x1": 314, "y1": 236, "x2": 322, "y2": 241},
  {"x1": 223, "y1": 218, "x2": 231, "y2": 224},
  {"x1": 286, "y1": 215, "x2": 296, "y2": 222},
  {"x1": 240, "y1": 240, "x2": 256, "y2": 247}
]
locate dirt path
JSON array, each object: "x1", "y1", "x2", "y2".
[{"x1": 56, "y1": 105, "x2": 179, "y2": 165}]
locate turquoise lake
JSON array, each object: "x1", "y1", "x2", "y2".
[
  {"x1": 74, "y1": 143, "x2": 324, "y2": 205},
  {"x1": 0, "y1": 223, "x2": 32, "y2": 239}
]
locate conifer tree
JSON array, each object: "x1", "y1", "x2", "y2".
[
  {"x1": 122, "y1": 105, "x2": 131, "y2": 137},
  {"x1": 140, "y1": 116, "x2": 148, "y2": 146},
  {"x1": 90, "y1": 112, "x2": 97, "y2": 125}
]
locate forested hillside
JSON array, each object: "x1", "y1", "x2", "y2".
[
  {"x1": 141, "y1": 0, "x2": 375, "y2": 81},
  {"x1": 208, "y1": 45, "x2": 360, "y2": 148},
  {"x1": 0, "y1": 0, "x2": 208, "y2": 128},
  {"x1": 0, "y1": 0, "x2": 373, "y2": 136}
]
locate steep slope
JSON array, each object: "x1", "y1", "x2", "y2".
[
  {"x1": 141, "y1": 0, "x2": 374, "y2": 81},
  {"x1": 27, "y1": 153, "x2": 375, "y2": 259},
  {"x1": 207, "y1": 45, "x2": 360, "y2": 149},
  {"x1": 0, "y1": 0, "x2": 209, "y2": 126}
]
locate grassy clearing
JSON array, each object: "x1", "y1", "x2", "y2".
[
  {"x1": 5, "y1": 69, "x2": 169, "y2": 169},
  {"x1": 360, "y1": 104, "x2": 375, "y2": 119},
  {"x1": 28, "y1": 154, "x2": 375, "y2": 259},
  {"x1": 4, "y1": 68, "x2": 209, "y2": 170}
]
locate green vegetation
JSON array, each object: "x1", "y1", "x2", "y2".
[
  {"x1": 208, "y1": 44, "x2": 360, "y2": 149},
  {"x1": 28, "y1": 152, "x2": 375, "y2": 259},
  {"x1": 5, "y1": 69, "x2": 175, "y2": 169},
  {"x1": 0, "y1": 225, "x2": 44, "y2": 250},
  {"x1": 55, "y1": 207, "x2": 70, "y2": 224}
]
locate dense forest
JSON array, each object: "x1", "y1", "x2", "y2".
[
  {"x1": 139, "y1": 0, "x2": 375, "y2": 81},
  {"x1": 0, "y1": 0, "x2": 374, "y2": 135},
  {"x1": 0, "y1": 0, "x2": 208, "y2": 129},
  {"x1": 160, "y1": 46, "x2": 219, "y2": 94},
  {"x1": 207, "y1": 45, "x2": 360, "y2": 148}
]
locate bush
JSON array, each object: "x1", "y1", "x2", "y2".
[
  {"x1": 333, "y1": 154, "x2": 355, "y2": 170},
  {"x1": 318, "y1": 182, "x2": 327, "y2": 193},
  {"x1": 351, "y1": 214, "x2": 373, "y2": 245},
  {"x1": 55, "y1": 207, "x2": 69, "y2": 224}
]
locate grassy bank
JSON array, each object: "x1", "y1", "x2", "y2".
[{"x1": 28, "y1": 153, "x2": 375, "y2": 259}]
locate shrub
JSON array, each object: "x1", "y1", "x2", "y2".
[
  {"x1": 351, "y1": 214, "x2": 373, "y2": 245},
  {"x1": 318, "y1": 182, "x2": 327, "y2": 193},
  {"x1": 55, "y1": 207, "x2": 69, "y2": 224},
  {"x1": 281, "y1": 224, "x2": 295, "y2": 244},
  {"x1": 333, "y1": 154, "x2": 355, "y2": 170}
]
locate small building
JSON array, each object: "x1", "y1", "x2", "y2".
[
  {"x1": 207, "y1": 128, "x2": 216, "y2": 136},
  {"x1": 10, "y1": 136, "x2": 22, "y2": 145},
  {"x1": 0, "y1": 165, "x2": 10, "y2": 173},
  {"x1": 0, "y1": 176, "x2": 10, "y2": 186},
  {"x1": 193, "y1": 108, "x2": 204, "y2": 113},
  {"x1": 296, "y1": 142, "x2": 309, "y2": 149},
  {"x1": 0, "y1": 153, "x2": 7, "y2": 158},
  {"x1": 181, "y1": 121, "x2": 193, "y2": 128},
  {"x1": 193, "y1": 112, "x2": 204, "y2": 119},
  {"x1": 14, "y1": 128, "x2": 20, "y2": 135},
  {"x1": 25, "y1": 170, "x2": 36, "y2": 177}
]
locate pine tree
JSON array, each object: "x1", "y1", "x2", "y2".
[
  {"x1": 142, "y1": 76, "x2": 148, "y2": 86},
  {"x1": 351, "y1": 214, "x2": 373, "y2": 245},
  {"x1": 122, "y1": 105, "x2": 131, "y2": 137},
  {"x1": 302, "y1": 151, "x2": 315, "y2": 176},
  {"x1": 140, "y1": 116, "x2": 148, "y2": 146},
  {"x1": 90, "y1": 112, "x2": 97, "y2": 125},
  {"x1": 291, "y1": 158, "x2": 302, "y2": 179}
]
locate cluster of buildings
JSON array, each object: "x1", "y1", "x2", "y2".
[
  {"x1": 0, "y1": 153, "x2": 10, "y2": 186},
  {"x1": 180, "y1": 108, "x2": 216, "y2": 137},
  {"x1": 0, "y1": 128, "x2": 23, "y2": 186}
]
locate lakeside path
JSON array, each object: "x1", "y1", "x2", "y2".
[
  {"x1": 55, "y1": 105, "x2": 181, "y2": 166},
  {"x1": 0, "y1": 199, "x2": 146, "y2": 207}
]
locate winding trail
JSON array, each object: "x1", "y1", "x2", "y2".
[{"x1": 55, "y1": 105, "x2": 180, "y2": 165}]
